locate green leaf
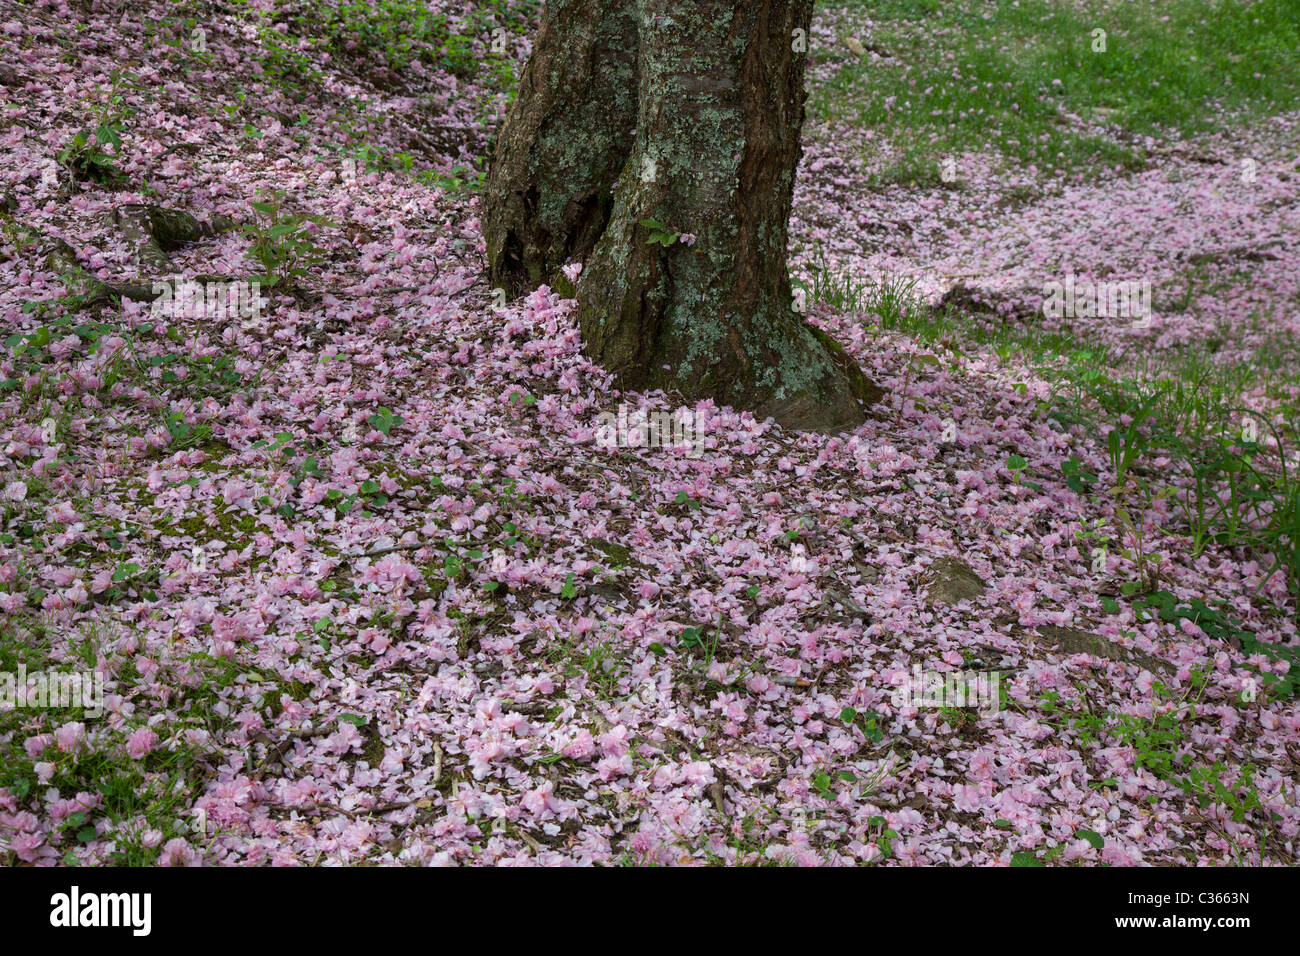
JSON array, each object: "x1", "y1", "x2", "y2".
[
  {"x1": 1077, "y1": 829, "x2": 1105, "y2": 850},
  {"x1": 1010, "y1": 851, "x2": 1045, "y2": 867}
]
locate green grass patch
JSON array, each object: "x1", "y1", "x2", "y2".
[{"x1": 815, "y1": 0, "x2": 1300, "y2": 175}]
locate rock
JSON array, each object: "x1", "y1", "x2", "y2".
[
  {"x1": 145, "y1": 205, "x2": 233, "y2": 250},
  {"x1": 1035, "y1": 625, "x2": 1173, "y2": 674},
  {"x1": 37, "y1": 233, "x2": 178, "y2": 309},
  {"x1": 591, "y1": 538, "x2": 632, "y2": 568},
  {"x1": 114, "y1": 206, "x2": 173, "y2": 271},
  {"x1": 113, "y1": 204, "x2": 236, "y2": 274},
  {"x1": 922, "y1": 556, "x2": 986, "y2": 606},
  {"x1": 41, "y1": 236, "x2": 81, "y2": 274}
]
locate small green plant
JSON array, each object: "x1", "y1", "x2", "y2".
[
  {"x1": 810, "y1": 768, "x2": 854, "y2": 799},
  {"x1": 367, "y1": 406, "x2": 404, "y2": 436},
  {"x1": 1010, "y1": 850, "x2": 1047, "y2": 867},
  {"x1": 58, "y1": 124, "x2": 125, "y2": 186},
  {"x1": 866, "y1": 815, "x2": 900, "y2": 860},
  {"x1": 673, "y1": 491, "x2": 702, "y2": 512},
  {"x1": 1036, "y1": 671, "x2": 1210, "y2": 786},
  {"x1": 244, "y1": 191, "x2": 335, "y2": 289},
  {"x1": 1107, "y1": 388, "x2": 1167, "y2": 489},
  {"x1": 640, "y1": 218, "x2": 681, "y2": 247},
  {"x1": 1126, "y1": 591, "x2": 1298, "y2": 700},
  {"x1": 1110, "y1": 481, "x2": 1172, "y2": 596},
  {"x1": 161, "y1": 411, "x2": 213, "y2": 450},
  {"x1": 1178, "y1": 760, "x2": 1271, "y2": 865},
  {"x1": 1060, "y1": 455, "x2": 1100, "y2": 494},
  {"x1": 1179, "y1": 761, "x2": 1262, "y2": 824},
  {"x1": 841, "y1": 707, "x2": 886, "y2": 743},
  {"x1": 255, "y1": 18, "x2": 321, "y2": 82},
  {"x1": 57, "y1": 69, "x2": 137, "y2": 187},
  {"x1": 678, "y1": 624, "x2": 722, "y2": 667}
]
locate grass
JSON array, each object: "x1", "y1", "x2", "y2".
[
  {"x1": 1029, "y1": 670, "x2": 1280, "y2": 863},
  {"x1": 7, "y1": 0, "x2": 1297, "y2": 867},
  {"x1": 814, "y1": 0, "x2": 1300, "y2": 176},
  {"x1": 0, "y1": 616, "x2": 231, "y2": 865},
  {"x1": 796, "y1": 249, "x2": 1300, "y2": 618}
]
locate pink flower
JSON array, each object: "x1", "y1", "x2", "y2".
[
  {"x1": 10, "y1": 832, "x2": 45, "y2": 862},
  {"x1": 521, "y1": 782, "x2": 557, "y2": 816},
  {"x1": 158, "y1": 837, "x2": 198, "y2": 866},
  {"x1": 55, "y1": 722, "x2": 86, "y2": 753},
  {"x1": 126, "y1": 727, "x2": 159, "y2": 759},
  {"x1": 562, "y1": 729, "x2": 596, "y2": 760},
  {"x1": 598, "y1": 725, "x2": 631, "y2": 756},
  {"x1": 682, "y1": 761, "x2": 715, "y2": 786}
]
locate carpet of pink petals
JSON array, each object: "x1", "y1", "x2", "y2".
[{"x1": 0, "y1": 0, "x2": 1296, "y2": 866}]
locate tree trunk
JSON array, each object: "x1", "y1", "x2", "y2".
[
  {"x1": 482, "y1": 0, "x2": 639, "y2": 298},
  {"x1": 485, "y1": 0, "x2": 883, "y2": 433},
  {"x1": 575, "y1": 0, "x2": 879, "y2": 432}
]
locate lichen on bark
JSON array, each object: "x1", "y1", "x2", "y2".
[
  {"x1": 484, "y1": 0, "x2": 884, "y2": 433},
  {"x1": 482, "y1": 0, "x2": 638, "y2": 297},
  {"x1": 574, "y1": 0, "x2": 881, "y2": 432}
]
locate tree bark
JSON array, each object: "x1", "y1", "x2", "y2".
[
  {"x1": 484, "y1": 0, "x2": 883, "y2": 433},
  {"x1": 575, "y1": 0, "x2": 880, "y2": 432},
  {"x1": 482, "y1": 0, "x2": 639, "y2": 298}
]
